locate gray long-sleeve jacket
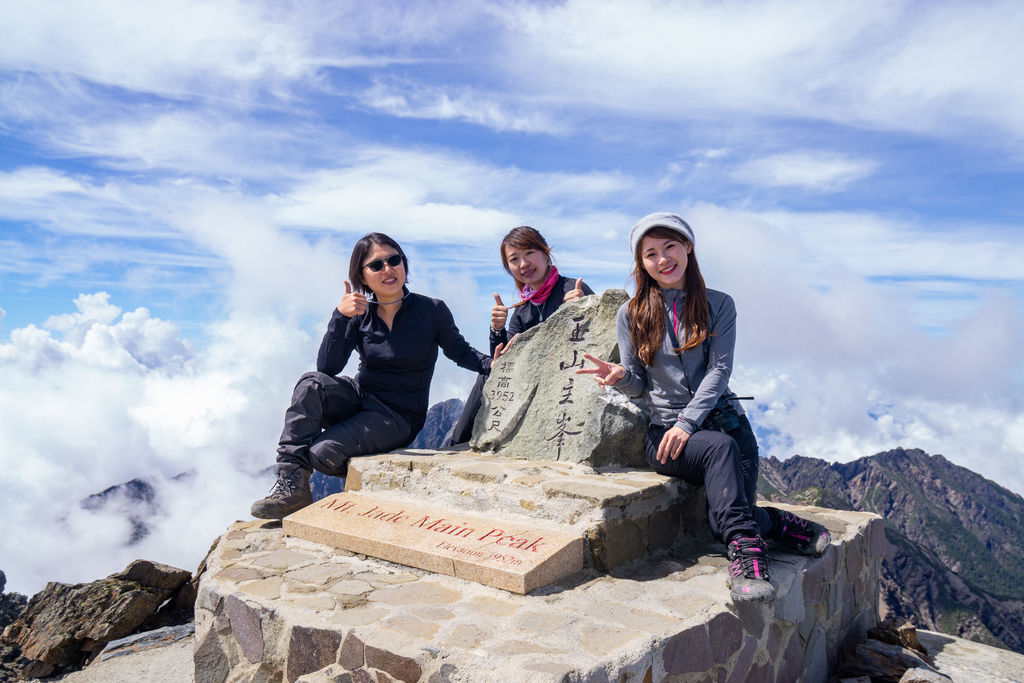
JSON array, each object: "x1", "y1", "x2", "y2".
[{"x1": 613, "y1": 287, "x2": 744, "y2": 433}]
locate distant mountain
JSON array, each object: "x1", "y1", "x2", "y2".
[
  {"x1": 409, "y1": 397, "x2": 464, "y2": 449},
  {"x1": 760, "y1": 448, "x2": 1024, "y2": 654},
  {"x1": 77, "y1": 471, "x2": 196, "y2": 545}
]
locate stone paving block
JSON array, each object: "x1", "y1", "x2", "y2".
[
  {"x1": 350, "y1": 571, "x2": 420, "y2": 585},
  {"x1": 328, "y1": 579, "x2": 374, "y2": 596},
  {"x1": 463, "y1": 595, "x2": 520, "y2": 616},
  {"x1": 577, "y1": 623, "x2": 645, "y2": 657},
  {"x1": 449, "y1": 462, "x2": 508, "y2": 483},
  {"x1": 540, "y1": 479, "x2": 633, "y2": 505},
  {"x1": 381, "y1": 615, "x2": 439, "y2": 639},
  {"x1": 254, "y1": 550, "x2": 317, "y2": 570},
  {"x1": 724, "y1": 634, "x2": 759, "y2": 683},
  {"x1": 515, "y1": 610, "x2": 572, "y2": 635},
  {"x1": 708, "y1": 610, "x2": 744, "y2": 663},
  {"x1": 332, "y1": 607, "x2": 389, "y2": 626},
  {"x1": 287, "y1": 626, "x2": 342, "y2": 682},
  {"x1": 214, "y1": 566, "x2": 268, "y2": 583},
  {"x1": 224, "y1": 594, "x2": 264, "y2": 664},
  {"x1": 241, "y1": 576, "x2": 283, "y2": 600},
  {"x1": 443, "y1": 624, "x2": 487, "y2": 649},
  {"x1": 367, "y1": 582, "x2": 463, "y2": 606},
  {"x1": 291, "y1": 596, "x2": 337, "y2": 612},
  {"x1": 587, "y1": 517, "x2": 648, "y2": 571},
  {"x1": 364, "y1": 633, "x2": 426, "y2": 683},
  {"x1": 580, "y1": 601, "x2": 683, "y2": 633},
  {"x1": 662, "y1": 623, "x2": 712, "y2": 675},
  {"x1": 339, "y1": 631, "x2": 365, "y2": 670}
]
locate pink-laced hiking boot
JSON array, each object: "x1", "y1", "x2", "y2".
[
  {"x1": 726, "y1": 536, "x2": 776, "y2": 603},
  {"x1": 769, "y1": 508, "x2": 831, "y2": 557}
]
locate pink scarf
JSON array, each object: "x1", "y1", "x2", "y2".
[{"x1": 520, "y1": 266, "x2": 559, "y2": 305}]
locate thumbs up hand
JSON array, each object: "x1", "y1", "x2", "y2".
[
  {"x1": 338, "y1": 281, "x2": 368, "y2": 317},
  {"x1": 564, "y1": 277, "x2": 586, "y2": 302},
  {"x1": 490, "y1": 293, "x2": 508, "y2": 331}
]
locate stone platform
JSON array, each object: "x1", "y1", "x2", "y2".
[{"x1": 195, "y1": 451, "x2": 885, "y2": 682}]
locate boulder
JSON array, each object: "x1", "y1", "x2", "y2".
[
  {"x1": 1, "y1": 559, "x2": 191, "y2": 678},
  {"x1": 470, "y1": 289, "x2": 647, "y2": 467},
  {"x1": 839, "y1": 639, "x2": 943, "y2": 683}
]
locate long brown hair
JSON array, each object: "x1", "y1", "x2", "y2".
[
  {"x1": 627, "y1": 226, "x2": 709, "y2": 366},
  {"x1": 500, "y1": 226, "x2": 552, "y2": 292}
]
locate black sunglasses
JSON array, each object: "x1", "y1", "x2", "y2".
[{"x1": 363, "y1": 253, "x2": 403, "y2": 272}]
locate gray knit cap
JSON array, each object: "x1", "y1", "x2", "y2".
[{"x1": 629, "y1": 212, "x2": 695, "y2": 256}]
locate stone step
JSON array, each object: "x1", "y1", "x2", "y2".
[{"x1": 343, "y1": 449, "x2": 712, "y2": 574}]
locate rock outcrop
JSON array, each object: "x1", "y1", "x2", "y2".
[
  {"x1": 470, "y1": 289, "x2": 647, "y2": 467},
  {"x1": 0, "y1": 571, "x2": 27, "y2": 631},
  {"x1": 2, "y1": 559, "x2": 191, "y2": 678},
  {"x1": 0, "y1": 570, "x2": 29, "y2": 680}
]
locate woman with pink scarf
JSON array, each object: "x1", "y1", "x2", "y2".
[{"x1": 449, "y1": 226, "x2": 594, "y2": 445}]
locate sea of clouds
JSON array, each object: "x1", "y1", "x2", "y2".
[{"x1": 3, "y1": 0, "x2": 1024, "y2": 597}]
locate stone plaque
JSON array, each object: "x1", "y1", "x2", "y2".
[
  {"x1": 470, "y1": 289, "x2": 647, "y2": 467},
  {"x1": 283, "y1": 492, "x2": 583, "y2": 594}
]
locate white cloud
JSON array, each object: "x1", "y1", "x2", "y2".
[
  {"x1": 270, "y1": 147, "x2": 636, "y2": 243},
  {"x1": 496, "y1": 0, "x2": 1024, "y2": 139},
  {"x1": 358, "y1": 81, "x2": 561, "y2": 133},
  {"x1": 731, "y1": 152, "x2": 879, "y2": 192},
  {"x1": 0, "y1": 1, "x2": 316, "y2": 98}
]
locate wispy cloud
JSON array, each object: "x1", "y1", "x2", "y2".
[
  {"x1": 731, "y1": 152, "x2": 879, "y2": 192},
  {"x1": 358, "y1": 81, "x2": 561, "y2": 133},
  {"x1": 497, "y1": 0, "x2": 1024, "y2": 139}
]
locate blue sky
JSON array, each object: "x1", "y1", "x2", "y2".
[{"x1": 2, "y1": 1, "x2": 1023, "y2": 594}]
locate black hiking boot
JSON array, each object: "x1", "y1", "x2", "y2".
[
  {"x1": 251, "y1": 466, "x2": 312, "y2": 519},
  {"x1": 767, "y1": 508, "x2": 831, "y2": 557},
  {"x1": 726, "y1": 536, "x2": 776, "y2": 603}
]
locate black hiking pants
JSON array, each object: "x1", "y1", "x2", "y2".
[
  {"x1": 645, "y1": 414, "x2": 775, "y2": 543},
  {"x1": 276, "y1": 372, "x2": 415, "y2": 476}
]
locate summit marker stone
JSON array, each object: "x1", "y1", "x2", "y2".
[{"x1": 469, "y1": 288, "x2": 647, "y2": 467}]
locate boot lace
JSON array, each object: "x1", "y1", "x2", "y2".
[{"x1": 728, "y1": 537, "x2": 770, "y2": 582}]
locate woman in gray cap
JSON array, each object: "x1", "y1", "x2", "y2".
[{"x1": 578, "y1": 212, "x2": 830, "y2": 603}]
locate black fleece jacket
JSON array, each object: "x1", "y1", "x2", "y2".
[
  {"x1": 317, "y1": 291, "x2": 490, "y2": 433},
  {"x1": 488, "y1": 275, "x2": 595, "y2": 354}
]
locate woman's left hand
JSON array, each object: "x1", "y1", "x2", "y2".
[
  {"x1": 563, "y1": 278, "x2": 586, "y2": 302},
  {"x1": 493, "y1": 334, "x2": 519, "y2": 361},
  {"x1": 657, "y1": 425, "x2": 690, "y2": 464}
]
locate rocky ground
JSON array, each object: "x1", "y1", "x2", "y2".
[{"x1": 0, "y1": 561, "x2": 197, "y2": 681}]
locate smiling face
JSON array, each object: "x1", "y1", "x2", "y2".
[
  {"x1": 640, "y1": 233, "x2": 691, "y2": 290},
  {"x1": 504, "y1": 244, "x2": 549, "y2": 288},
  {"x1": 361, "y1": 243, "x2": 406, "y2": 301}
]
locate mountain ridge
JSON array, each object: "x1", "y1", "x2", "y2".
[{"x1": 760, "y1": 447, "x2": 1024, "y2": 654}]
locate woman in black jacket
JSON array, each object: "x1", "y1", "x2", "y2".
[
  {"x1": 449, "y1": 226, "x2": 593, "y2": 444},
  {"x1": 252, "y1": 232, "x2": 491, "y2": 519}
]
